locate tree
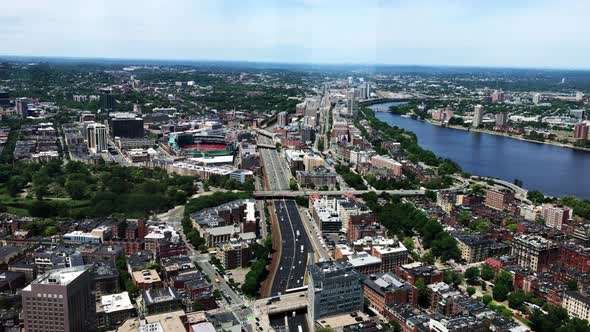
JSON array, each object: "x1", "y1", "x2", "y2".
[
  {"x1": 567, "y1": 279, "x2": 578, "y2": 291},
  {"x1": 422, "y1": 252, "x2": 435, "y2": 265},
  {"x1": 493, "y1": 282, "x2": 510, "y2": 302},
  {"x1": 527, "y1": 190, "x2": 545, "y2": 204},
  {"x1": 425, "y1": 190, "x2": 437, "y2": 201},
  {"x1": 316, "y1": 328, "x2": 335, "y2": 332},
  {"x1": 513, "y1": 179, "x2": 524, "y2": 187},
  {"x1": 467, "y1": 287, "x2": 476, "y2": 296},
  {"x1": 289, "y1": 178, "x2": 298, "y2": 191},
  {"x1": 414, "y1": 277, "x2": 429, "y2": 308},
  {"x1": 507, "y1": 290, "x2": 528, "y2": 310},
  {"x1": 494, "y1": 270, "x2": 513, "y2": 290},
  {"x1": 470, "y1": 184, "x2": 485, "y2": 197},
  {"x1": 481, "y1": 266, "x2": 495, "y2": 281},
  {"x1": 402, "y1": 237, "x2": 415, "y2": 252},
  {"x1": 65, "y1": 180, "x2": 87, "y2": 200},
  {"x1": 482, "y1": 294, "x2": 493, "y2": 305},
  {"x1": 443, "y1": 270, "x2": 464, "y2": 287},
  {"x1": 464, "y1": 267, "x2": 480, "y2": 284}
]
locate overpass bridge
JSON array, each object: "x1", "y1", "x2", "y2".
[
  {"x1": 254, "y1": 292, "x2": 309, "y2": 316},
  {"x1": 257, "y1": 143, "x2": 276, "y2": 149}
]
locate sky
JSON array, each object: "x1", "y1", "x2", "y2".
[{"x1": 1, "y1": 0, "x2": 589, "y2": 69}]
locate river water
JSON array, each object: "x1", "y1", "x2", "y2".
[{"x1": 369, "y1": 102, "x2": 590, "y2": 199}]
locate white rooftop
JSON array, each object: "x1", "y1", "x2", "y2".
[{"x1": 101, "y1": 291, "x2": 134, "y2": 314}]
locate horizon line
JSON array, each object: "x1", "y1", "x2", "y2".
[{"x1": 1, "y1": 54, "x2": 590, "y2": 72}]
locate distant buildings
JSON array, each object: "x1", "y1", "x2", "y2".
[
  {"x1": 495, "y1": 112, "x2": 507, "y2": 126},
  {"x1": 22, "y1": 265, "x2": 96, "y2": 332},
  {"x1": 472, "y1": 105, "x2": 484, "y2": 128},
  {"x1": 574, "y1": 123, "x2": 588, "y2": 141},
  {"x1": 16, "y1": 97, "x2": 29, "y2": 118},
  {"x1": 308, "y1": 260, "x2": 364, "y2": 321},
  {"x1": 533, "y1": 93, "x2": 542, "y2": 105}
]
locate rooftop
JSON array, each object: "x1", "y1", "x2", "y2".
[
  {"x1": 23, "y1": 265, "x2": 90, "y2": 290},
  {"x1": 100, "y1": 291, "x2": 134, "y2": 314}
]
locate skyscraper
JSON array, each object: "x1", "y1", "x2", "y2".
[
  {"x1": 346, "y1": 89, "x2": 358, "y2": 117},
  {"x1": 277, "y1": 111, "x2": 288, "y2": 127},
  {"x1": 87, "y1": 123, "x2": 108, "y2": 153},
  {"x1": 16, "y1": 97, "x2": 29, "y2": 118},
  {"x1": 22, "y1": 265, "x2": 96, "y2": 332},
  {"x1": 0, "y1": 91, "x2": 10, "y2": 107},
  {"x1": 574, "y1": 123, "x2": 589, "y2": 141},
  {"x1": 495, "y1": 112, "x2": 507, "y2": 126},
  {"x1": 99, "y1": 88, "x2": 115, "y2": 113},
  {"x1": 308, "y1": 260, "x2": 364, "y2": 320},
  {"x1": 472, "y1": 104, "x2": 484, "y2": 128},
  {"x1": 532, "y1": 93, "x2": 542, "y2": 105}
]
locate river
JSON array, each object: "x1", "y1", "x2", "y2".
[{"x1": 369, "y1": 102, "x2": 590, "y2": 199}]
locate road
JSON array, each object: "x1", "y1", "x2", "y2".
[
  {"x1": 270, "y1": 199, "x2": 313, "y2": 296},
  {"x1": 253, "y1": 189, "x2": 425, "y2": 198},
  {"x1": 260, "y1": 148, "x2": 292, "y2": 191},
  {"x1": 164, "y1": 205, "x2": 244, "y2": 307},
  {"x1": 299, "y1": 206, "x2": 331, "y2": 260}
]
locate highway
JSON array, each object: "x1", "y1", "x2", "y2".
[
  {"x1": 253, "y1": 189, "x2": 425, "y2": 198},
  {"x1": 260, "y1": 148, "x2": 292, "y2": 191},
  {"x1": 271, "y1": 199, "x2": 313, "y2": 296}
]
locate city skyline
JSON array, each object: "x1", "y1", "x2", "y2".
[{"x1": 2, "y1": 0, "x2": 590, "y2": 69}]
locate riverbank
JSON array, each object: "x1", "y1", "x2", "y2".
[
  {"x1": 421, "y1": 118, "x2": 590, "y2": 153},
  {"x1": 435, "y1": 121, "x2": 590, "y2": 152}
]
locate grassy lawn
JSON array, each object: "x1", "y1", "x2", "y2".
[{"x1": 0, "y1": 186, "x2": 91, "y2": 217}]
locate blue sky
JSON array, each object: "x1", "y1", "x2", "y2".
[{"x1": 1, "y1": 0, "x2": 589, "y2": 68}]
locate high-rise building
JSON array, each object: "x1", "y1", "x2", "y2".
[
  {"x1": 346, "y1": 89, "x2": 358, "y2": 117},
  {"x1": 22, "y1": 265, "x2": 96, "y2": 332},
  {"x1": 308, "y1": 260, "x2": 364, "y2": 320},
  {"x1": 133, "y1": 103, "x2": 142, "y2": 113},
  {"x1": 541, "y1": 204, "x2": 572, "y2": 230},
  {"x1": 87, "y1": 123, "x2": 108, "y2": 153},
  {"x1": 491, "y1": 90, "x2": 505, "y2": 103},
  {"x1": 576, "y1": 92, "x2": 585, "y2": 102},
  {"x1": 472, "y1": 104, "x2": 484, "y2": 128},
  {"x1": 359, "y1": 85, "x2": 367, "y2": 100},
  {"x1": 99, "y1": 88, "x2": 115, "y2": 112},
  {"x1": 574, "y1": 123, "x2": 589, "y2": 141},
  {"x1": 495, "y1": 112, "x2": 507, "y2": 126},
  {"x1": 532, "y1": 93, "x2": 542, "y2": 105},
  {"x1": 277, "y1": 111, "x2": 288, "y2": 127},
  {"x1": 108, "y1": 112, "x2": 144, "y2": 138},
  {"x1": 365, "y1": 82, "x2": 371, "y2": 99},
  {"x1": 16, "y1": 97, "x2": 29, "y2": 118},
  {"x1": 0, "y1": 91, "x2": 10, "y2": 107}
]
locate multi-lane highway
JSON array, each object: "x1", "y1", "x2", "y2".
[
  {"x1": 260, "y1": 148, "x2": 292, "y2": 191},
  {"x1": 271, "y1": 199, "x2": 313, "y2": 295}
]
